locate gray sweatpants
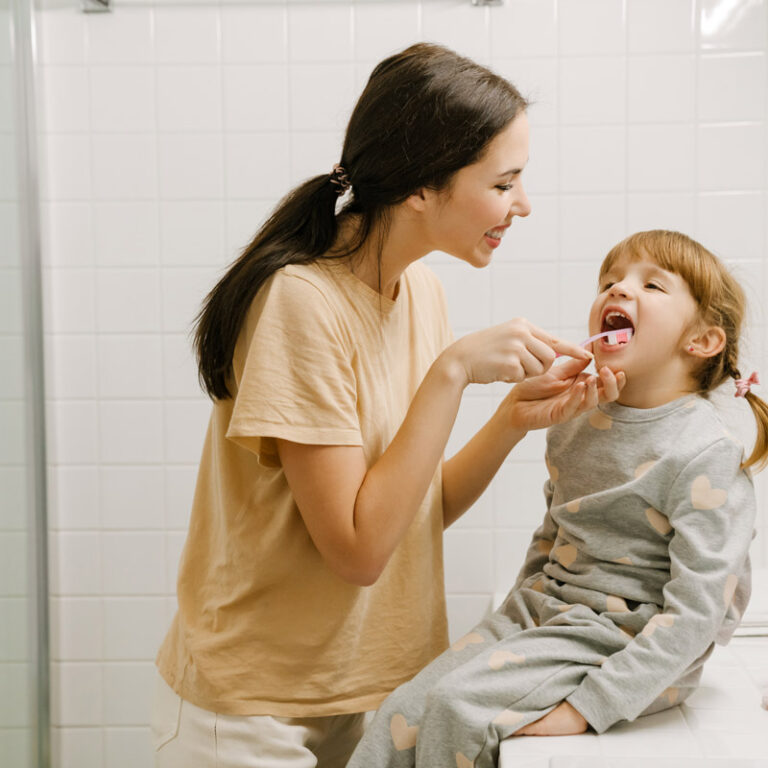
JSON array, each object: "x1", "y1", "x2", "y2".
[{"x1": 347, "y1": 587, "x2": 696, "y2": 768}]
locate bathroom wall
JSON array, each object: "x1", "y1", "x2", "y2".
[{"x1": 34, "y1": 0, "x2": 768, "y2": 765}]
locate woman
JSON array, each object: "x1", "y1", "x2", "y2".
[{"x1": 152, "y1": 43, "x2": 624, "y2": 767}]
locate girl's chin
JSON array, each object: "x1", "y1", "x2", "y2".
[{"x1": 593, "y1": 355, "x2": 627, "y2": 373}]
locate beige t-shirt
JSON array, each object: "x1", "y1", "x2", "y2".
[{"x1": 156, "y1": 259, "x2": 454, "y2": 717}]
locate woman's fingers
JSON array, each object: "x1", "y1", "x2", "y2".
[
  {"x1": 549, "y1": 356, "x2": 591, "y2": 380},
  {"x1": 519, "y1": 332, "x2": 557, "y2": 372},
  {"x1": 459, "y1": 319, "x2": 607, "y2": 386},
  {"x1": 530, "y1": 326, "x2": 592, "y2": 362},
  {"x1": 561, "y1": 381, "x2": 587, "y2": 420},
  {"x1": 515, "y1": 344, "x2": 551, "y2": 380}
]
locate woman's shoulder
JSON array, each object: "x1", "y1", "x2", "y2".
[
  {"x1": 277, "y1": 260, "x2": 335, "y2": 292},
  {"x1": 259, "y1": 261, "x2": 346, "y2": 311}
]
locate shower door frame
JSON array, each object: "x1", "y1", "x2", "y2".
[{"x1": 13, "y1": 0, "x2": 51, "y2": 765}]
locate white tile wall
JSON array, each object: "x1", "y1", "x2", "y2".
[{"x1": 32, "y1": 0, "x2": 768, "y2": 763}]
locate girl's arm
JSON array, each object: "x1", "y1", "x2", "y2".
[
  {"x1": 278, "y1": 321, "x2": 592, "y2": 587},
  {"x1": 564, "y1": 438, "x2": 756, "y2": 734}
]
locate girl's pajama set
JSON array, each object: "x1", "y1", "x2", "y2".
[{"x1": 347, "y1": 396, "x2": 756, "y2": 768}]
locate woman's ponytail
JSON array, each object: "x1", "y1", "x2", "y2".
[{"x1": 194, "y1": 173, "x2": 342, "y2": 400}]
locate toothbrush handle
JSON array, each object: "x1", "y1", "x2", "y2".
[{"x1": 554, "y1": 331, "x2": 614, "y2": 359}]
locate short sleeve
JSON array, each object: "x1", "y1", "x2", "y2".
[{"x1": 226, "y1": 271, "x2": 363, "y2": 465}]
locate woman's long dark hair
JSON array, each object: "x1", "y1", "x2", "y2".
[{"x1": 195, "y1": 42, "x2": 528, "y2": 399}]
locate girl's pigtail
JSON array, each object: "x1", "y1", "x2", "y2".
[{"x1": 742, "y1": 390, "x2": 768, "y2": 472}]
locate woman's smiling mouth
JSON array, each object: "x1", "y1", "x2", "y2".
[{"x1": 484, "y1": 225, "x2": 509, "y2": 248}]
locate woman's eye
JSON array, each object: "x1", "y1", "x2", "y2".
[{"x1": 495, "y1": 184, "x2": 513, "y2": 191}]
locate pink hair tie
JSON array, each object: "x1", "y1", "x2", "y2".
[{"x1": 734, "y1": 371, "x2": 759, "y2": 398}]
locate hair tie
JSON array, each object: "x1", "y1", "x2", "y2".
[
  {"x1": 329, "y1": 163, "x2": 351, "y2": 195},
  {"x1": 734, "y1": 371, "x2": 759, "y2": 398}
]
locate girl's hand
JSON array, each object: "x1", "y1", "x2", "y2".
[
  {"x1": 501, "y1": 357, "x2": 625, "y2": 433},
  {"x1": 514, "y1": 701, "x2": 588, "y2": 737},
  {"x1": 445, "y1": 319, "x2": 592, "y2": 387}
]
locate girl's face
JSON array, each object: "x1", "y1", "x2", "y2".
[
  {"x1": 588, "y1": 251, "x2": 702, "y2": 406},
  {"x1": 421, "y1": 112, "x2": 532, "y2": 267}
]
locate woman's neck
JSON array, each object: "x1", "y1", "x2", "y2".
[{"x1": 335, "y1": 211, "x2": 429, "y2": 299}]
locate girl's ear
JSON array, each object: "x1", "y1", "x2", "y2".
[{"x1": 687, "y1": 326, "x2": 726, "y2": 359}]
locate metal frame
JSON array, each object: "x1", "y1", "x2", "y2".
[
  {"x1": 83, "y1": 0, "x2": 110, "y2": 12},
  {"x1": 12, "y1": 0, "x2": 50, "y2": 765}
]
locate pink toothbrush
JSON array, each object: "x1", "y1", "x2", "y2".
[
  {"x1": 579, "y1": 328, "x2": 633, "y2": 348},
  {"x1": 557, "y1": 328, "x2": 633, "y2": 358}
]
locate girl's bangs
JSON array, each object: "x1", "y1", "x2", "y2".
[{"x1": 598, "y1": 231, "x2": 716, "y2": 307}]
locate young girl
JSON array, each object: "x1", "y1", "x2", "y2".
[
  {"x1": 151, "y1": 43, "x2": 623, "y2": 766},
  {"x1": 346, "y1": 229, "x2": 766, "y2": 768}
]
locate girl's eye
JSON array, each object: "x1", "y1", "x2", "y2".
[
  {"x1": 645, "y1": 282, "x2": 662, "y2": 291},
  {"x1": 601, "y1": 282, "x2": 614, "y2": 291}
]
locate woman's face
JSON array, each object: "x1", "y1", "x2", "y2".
[{"x1": 422, "y1": 112, "x2": 532, "y2": 267}]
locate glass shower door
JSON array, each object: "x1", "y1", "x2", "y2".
[{"x1": 0, "y1": 0, "x2": 49, "y2": 765}]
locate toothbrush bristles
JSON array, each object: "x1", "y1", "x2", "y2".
[{"x1": 604, "y1": 328, "x2": 633, "y2": 346}]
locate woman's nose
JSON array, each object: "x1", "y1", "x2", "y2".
[{"x1": 511, "y1": 182, "x2": 531, "y2": 218}]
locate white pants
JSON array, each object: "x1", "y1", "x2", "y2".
[{"x1": 151, "y1": 673, "x2": 367, "y2": 768}]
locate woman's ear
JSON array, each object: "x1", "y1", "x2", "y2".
[
  {"x1": 404, "y1": 188, "x2": 429, "y2": 213},
  {"x1": 404, "y1": 186, "x2": 443, "y2": 214},
  {"x1": 687, "y1": 326, "x2": 726, "y2": 359}
]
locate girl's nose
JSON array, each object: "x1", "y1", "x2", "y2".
[{"x1": 609, "y1": 280, "x2": 632, "y2": 299}]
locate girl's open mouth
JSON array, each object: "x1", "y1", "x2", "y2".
[{"x1": 599, "y1": 310, "x2": 635, "y2": 348}]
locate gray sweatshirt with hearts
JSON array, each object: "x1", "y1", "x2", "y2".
[{"x1": 514, "y1": 394, "x2": 756, "y2": 732}]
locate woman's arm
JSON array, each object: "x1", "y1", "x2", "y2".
[
  {"x1": 278, "y1": 354, "x2": 465, "y2": 586},
  {"x1": 278, "y1": 320, "x2": 591, "y2": 587}
]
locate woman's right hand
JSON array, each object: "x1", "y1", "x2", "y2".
[{"x1": 443, "y1": 318, "x2": 592, "y2": 386}]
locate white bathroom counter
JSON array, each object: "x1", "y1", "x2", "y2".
[
  {"x1": 498, "y1": 636, "x2": 768, "y2": 768},
  {"x1": 497, "y1": 569, "x2": 768, "y2": 767}
]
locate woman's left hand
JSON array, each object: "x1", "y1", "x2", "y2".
[
  {"x1": 514, "y1": 701, "x2": 589, "y2": 737},
  {"x1": 501, "y1": 357, "x2": 625, "y2": 433}
]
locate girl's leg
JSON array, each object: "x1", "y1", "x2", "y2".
[
  {"x1": 414, "y1": 610, "x2": 627, "y2": 768},
  {"x1": 346, "y1": 612, "x2": 523, "y2": 768}
]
